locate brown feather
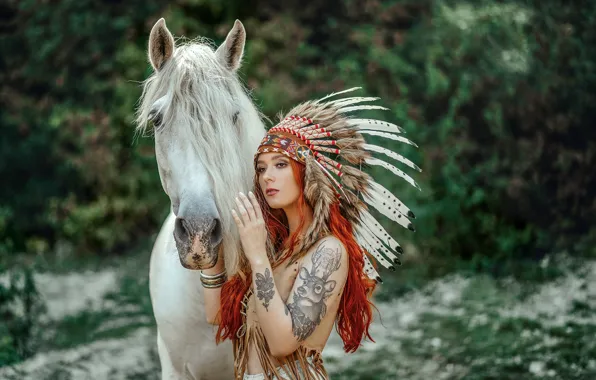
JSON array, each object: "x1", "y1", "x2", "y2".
[
  {"x1": 340, "y1": 166, "x2": 371, "y2": 194},
  {"x1": 290, "y1": 156, "x2": 334, "y2": 262}
]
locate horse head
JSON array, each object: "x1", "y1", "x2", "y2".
[{"x1": 136, "y1": 19, "x2": 264, "y2": 273}]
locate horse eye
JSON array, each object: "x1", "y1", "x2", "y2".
[
  {"x1": 149, "y1": 111, "x2": 163, "y2": 129},
  {"x1": 232, "y1": 111, "x2": 239, "y2": 124}
]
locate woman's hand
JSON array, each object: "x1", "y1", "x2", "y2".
[{"x1": 232, "y1": 192, "x2": 268, "y2": 265}]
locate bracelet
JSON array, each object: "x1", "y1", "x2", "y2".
[
  {"x1": 201, "y1": 280, "x2": 226, "y2": 289},
  {"x1": 201, "y1": 277, "x2": 226, "y2": 285},
  {"x1": 200, "y1": 276, "x2": 226, "y2": 285},
  {"x1": 200, "y1": 270, "x2": 227, "y2": 280},
  {"x1": 200, "y1": 270, "x2": 227, "y2": 289}
]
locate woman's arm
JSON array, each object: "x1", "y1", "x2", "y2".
[
  {"x1": 201, "y1": 252, "x2": 226, "y2": 325},
  {"x1": 250, "y1": 237, "x2": 348, "y2": 357},
  {"x1": 232, "y1": 192, "x2": 348, "y2": 356}
]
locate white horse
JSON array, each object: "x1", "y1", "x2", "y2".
[{"x1": 136, "y1": 18, "x2": 266, "y2": 379}]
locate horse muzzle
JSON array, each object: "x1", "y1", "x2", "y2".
[{"x1": 173, "y1": 215, "x2": 223, "y2": 270}]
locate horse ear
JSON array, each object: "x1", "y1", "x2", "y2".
[
  {"x1": 215, "y1": 19, "x2": 246, "y2": 72},
  {"x1": 149, "y1": 18, "x2": 175, "y2": 71}
]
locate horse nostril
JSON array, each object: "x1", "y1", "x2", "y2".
[
  {"x1": 174, "y1": 217, "x2": 189, "y2": 242},
  {"x1": 209, "y1": 218, "x2": 222, "y2": 246}
]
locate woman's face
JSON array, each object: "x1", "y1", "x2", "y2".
[{"x1": 256, "y1": 153, "x2": 301, "y2": 210}]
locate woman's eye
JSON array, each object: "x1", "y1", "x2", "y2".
[
  {"x1": 256, "y1": 167, "x2": 265, "y2": 173},
  {"x1": 276, "y1": 162, "x2": 287, "y2": 168}
]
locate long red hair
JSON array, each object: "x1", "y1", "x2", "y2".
[{"x1": 217, "y1": 159, "x2": 376, "y2": 352}]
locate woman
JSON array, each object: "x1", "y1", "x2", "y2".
[{"x1": 201, "y1": 89, "x2": 419, "y2": 379}]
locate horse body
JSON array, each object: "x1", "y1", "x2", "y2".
[
  {"x1": 150, "y1": 213, "x2": 234, "y2": 380},
  {"x1": 137, "y1": 19, "x2": 266, "y2": 379}
]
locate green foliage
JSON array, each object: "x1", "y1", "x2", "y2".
[
  {"x1": 0, "y1": 263, "x2": 45, "y2": 366},
  {"x1": 1, "y1": 0, "x2": 168, "y2": 254},
  {"x1": 277, "y1": 0, "x2": 596, "y2": 263},
  {"x1": 1, "y1": 0, "x2": 595, "y2": 264}
]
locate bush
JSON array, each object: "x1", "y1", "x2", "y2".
[
  {"x1": 1, "y1": 0, "x2": 594, "y2": 264},
  {"x1": 234, "y1": 0, "x2": 596, "y2": 264},
  {"x1": 0, "y1": 0, "x2": 168, "y2": 254},
  {"x1": 0, "y1": 262, "x2": 45, "y2": 366}
]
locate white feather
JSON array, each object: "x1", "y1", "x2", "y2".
[
  {"x1": 355, "y1": 229, "x2": 392, "y2": 268},
  {"x1": 365, "y1": 157, "x2": 421, "y2": 191},
  {"x1": 348, "y1": 118, "x2": 405, "y2": 134},
  {"x1": 364, "y1": 144, "x2": 421, "y2": 172},
  {"x1": 370, "y1": 181, "x2": 414, "y2": 219},
  {"x1": 362, "y1": 191, "x2": 412, "y2": 230},
  {"x1": 359, "y1": 130, "x2": 418, "y2": 147},
  {"x1": 328, "y1": 97, "x2": 379, "y2": 108},
  {"x1": 316, "y1": 87, "x2": 362, "y2": 103},
  {"x1": 339, "y1": 105, "x2": 389, "y2": 113},
  {"x1": 360, "y1": 209, "x2": 402, "y2": 252},
  {"x1": 357, "y1": 224, "x2": 400, "y2": 265},
  {"x1": 362, "y1": 255, "x2": 380, "y2": 280}
]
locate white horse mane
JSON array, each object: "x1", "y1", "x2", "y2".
[{"x1": 135, "y1": 38, "x2": 265, "y2": 276}]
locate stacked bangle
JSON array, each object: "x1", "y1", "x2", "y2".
[{"x1": 200, "y1": 270, "x2": 227, "y2": 288}]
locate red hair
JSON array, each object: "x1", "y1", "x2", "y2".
[{"x1": 217, "y1": 159, "x2": 376, "y2": 352}]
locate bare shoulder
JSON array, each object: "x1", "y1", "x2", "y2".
[
  {"x1": 303, "y1": 235, "x2": 349, "y2": 273},
  {"x1": 306, "y1": 235, "x2": 347, "y2": 258}
]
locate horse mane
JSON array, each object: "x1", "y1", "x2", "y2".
[{"x1": 135, "y1": 38, "x2": 266, "y2": 276}]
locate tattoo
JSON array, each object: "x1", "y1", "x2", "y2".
[
  {"x1": 284, "y1": 305, "x2": 289, "y2": 316},
  {"x1": 255, "y1": 268, "x2": 275, "y2": 311},
  {"x1": 286, "y1": 242, "x2": 342, "y2": 341}
]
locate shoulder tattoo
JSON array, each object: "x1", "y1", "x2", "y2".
[{"x1": 286, "y1": 241, "x2": 342, "y2": 340}]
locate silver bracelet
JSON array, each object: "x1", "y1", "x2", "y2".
[
  {"x1": 200, "y1": 269, "x2": 227, "y2": 289},
  {"x1": 201, "y1": 280, "x2": 226, "y2": 289},
  {"x1": 200, "y1": 270, "x2": 227, "y2": 280}
]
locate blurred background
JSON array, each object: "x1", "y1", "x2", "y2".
[{"x1": 1, "y1": 0, "x2": 595, "y2": 379}]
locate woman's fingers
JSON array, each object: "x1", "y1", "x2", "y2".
[
  {"x1": 231, "y1": 209, "x2": 243, "y2": 228},
  {"x1": 238, "y1": 192, "x2": 257, "y2": 221},
  {"x1": 234, "y1": 196, "x2": 250, "y2": 224},
  {"x1": 248, "y1": 191, "x2": 263, "y2": 220}
]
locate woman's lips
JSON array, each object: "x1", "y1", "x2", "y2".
[{"x1": 266, "y1": 189, "x2": 279, "y2": 196}]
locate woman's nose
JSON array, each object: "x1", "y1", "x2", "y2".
[{"x1": 262, "y1": 169, "x2": 274, "y2": 182}]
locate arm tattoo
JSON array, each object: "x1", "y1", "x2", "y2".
[
  {"x1": 286, "y1": 242, "x2": 342, "y2": 341},
  {"x1": 255, "y1": 268, "x2": 275, "y2": 311}
]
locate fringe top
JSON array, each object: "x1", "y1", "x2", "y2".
[{"x1": 232, "y1": 259, "x2": 329, "y2": 379}]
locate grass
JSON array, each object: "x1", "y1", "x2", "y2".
[
  {"x1": 2, "y1": 245, "x2": 596, "y2": 379},
  {"x1": 1, "y1": 241, "x2": 157, "y2": 357},
  {"x1": 332, "y1": 261, "x2": 596, "y2": 379},
  {"x1": 39, "y1": 249, "x2": 156, "y2": 352}
]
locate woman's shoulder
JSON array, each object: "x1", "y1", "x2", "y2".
[
  {"x1": 315, "y1": 234, "x2": 344, "y2": 248},
  {"x1": 304, "y1": 235, "x2": 348, "y2": 261}
]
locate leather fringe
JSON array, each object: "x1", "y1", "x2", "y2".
[{"x1": 233, "y1": 291, "x2": 328, "y2": 379}]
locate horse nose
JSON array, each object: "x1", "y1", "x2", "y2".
[
  {"x1": 174, "y1": 216, "x2": 222, "y2": 247},
  {"x1": 209, "y1": 218, "x2": 222, "y2": 246},
  {"x1": 174, "y1": 216, "x2": 191, "y2": 244}
]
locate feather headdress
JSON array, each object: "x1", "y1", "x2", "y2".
[{"x1": 254, "y1": 88, "x2": 421, "y2": 281}]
